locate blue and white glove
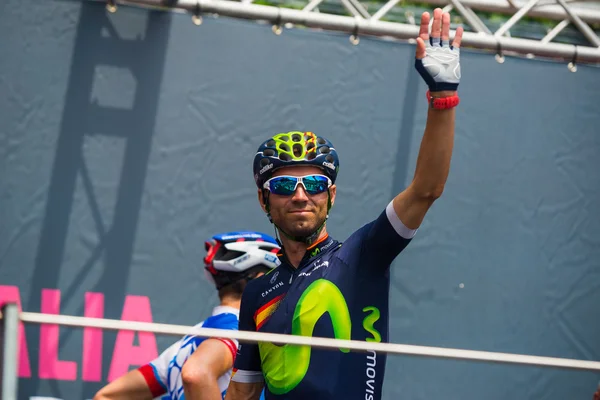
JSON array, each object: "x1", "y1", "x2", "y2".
[{"x1": 414, "y1": 9, "x2": 463, "y2": 92}]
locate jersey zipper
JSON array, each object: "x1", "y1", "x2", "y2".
[
  {"x1": 289, "y1": 267, "x2": 299, "y2": 284},
  {"x1": 282, "y1": 259, "x2": 306, "y2": 333}
]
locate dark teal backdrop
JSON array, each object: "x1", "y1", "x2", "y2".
[{"x1": 1, "y1": 0, "x2": 599, "y2": 399}]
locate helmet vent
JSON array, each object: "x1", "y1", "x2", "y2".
[
  {"x1": 279, "y1": 143, "x2": 290, "y2": 152},
  {"x1": 216, "y1": 248, "x2": 245, "y2": 261},
  {"x1": 267, "y1": 139, "x2": 276, "y2": 147},
  {"x1": 259, "y1": 246, "x2": 276, "y2": 252},
  {"x1": 307, "y1": 151, "x2": 316, "y2": 160},
  {"x1": 292, "y1": 133, "x2": 302, "y2": 142},
  {"x1": 293, "y1": 143, "x2": 303, "y2": 157},
  {"x1": 319, "y1": 146, "x2": 330, "y2": 154},
  {"x1": 306, "y1": 142, "x2": 315, "y2": 151},
  {"x1": 263, "y1": 148, "x2": 275, "y2": 157},
  {"x1": 317, "y1": 137, "x2": 326, "y2": 145},
  {"x1": 279, "y1": 152, "x2": 291, "y2": 161},
  {"x1": 326, "y1": 154, "x2": 334, "y2": 163},
  {"x1": 260, "y1": 158, "x2": 270, "y2": 167}
]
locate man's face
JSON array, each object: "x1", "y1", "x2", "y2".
[{"x1": 259, "y1": 166, "x2": 336, "y2": 238}]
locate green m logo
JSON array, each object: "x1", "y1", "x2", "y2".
[
  {"x1": 362, "y1": 306, "x2": 381, "y2": 343},
  {"x1": 258, "y1": 279, "x2": 351, "y2": 395}
]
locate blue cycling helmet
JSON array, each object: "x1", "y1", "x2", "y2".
[{"x1": 253, "y1": 131, "x2": 340, "y2": 189}]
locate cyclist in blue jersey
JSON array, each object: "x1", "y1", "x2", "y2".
[
  {"x1": 93, "y1": 231, "x2": 278, "y2": 400},
  {"x1": 225, "y1": 9, "x2": 463, "y2": 400}
]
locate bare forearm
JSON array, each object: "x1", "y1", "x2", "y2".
[
  {"x1": 391, "y1": 9, "x2": 461, "y2": 230},
  {"x1": 93, "y1": 370, "x2": 154, "y2": 400},
  {"x1": 412, "y1": 92, "x2": 456, "y2": 198},
  {"x1": 224, "y1": 381, "x2": 264, "y2": 400},
  {"x1": 95, "y1": 393, "x2": 150, "y2": 400},
  {"x1": 183, "y1": 376, "x2": 222, "y2": 400}
]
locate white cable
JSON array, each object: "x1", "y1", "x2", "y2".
[{"x1": 5, "y1": 311, "x2": 600, "y2": 372}]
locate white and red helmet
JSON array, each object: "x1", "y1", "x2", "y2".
[{"x1": 204, "y1": 231, "x2": 280, "y2": 289}]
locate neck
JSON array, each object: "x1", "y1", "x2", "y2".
[
  {"x1": 219, "y1": 296, "x2": 241, "y2": 310},
  {"x1": 279, "y1": 226, "x2": 328, "y2": 268}
]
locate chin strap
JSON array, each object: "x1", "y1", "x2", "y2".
[{"x1": 263, "y1": 190, "x2": 332, "y2": 246}]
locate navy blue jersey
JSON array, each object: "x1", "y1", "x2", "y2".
[{"x1": 231, "y1": 202, "x2": 416, "y2": 400}]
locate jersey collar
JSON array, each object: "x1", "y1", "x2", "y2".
[
  {"x1": 212, "y1": 305, "x2": 240, "y2": 317},
  {"x1": 278, "y1": 234, "x2": 339, "y2": 270}
]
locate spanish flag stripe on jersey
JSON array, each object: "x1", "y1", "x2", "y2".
[{"x1": 254, "y1": 293, "x2": 285, "y2": 330}]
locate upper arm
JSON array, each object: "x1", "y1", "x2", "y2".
[
  {"x1": 231, "y1": 285, "x2": 264, "y2": 382},
  {"x1": 392, "y1": 183, "x2": 437, "y2": 231},
  {"x1": 181, "y1": 338, "x2": 235, "y2": 382},
  {"x1": 224, "y1": 381, "x2": 264, "y2": 400},
  {"x1": 94, "y1": 369, "x2": 156, "y2": 400}
]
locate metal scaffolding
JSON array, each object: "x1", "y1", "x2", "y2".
[
  {"x1": 407, "y1": 0, "x2": 600, "y2": 23},
  {"x1": 99, "y1": 0, "x2": 600, "y2": 66}
]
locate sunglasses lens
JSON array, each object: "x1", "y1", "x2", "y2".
[
  {"x1": 302, "y1": 175, "x2": 329, "y2": 194},
  {"x1": 267, "y1": 175, "x2": 330, "y2": 196},
  {"x1": 269, "y1": 177, "x2": 297, "y2": 195}
]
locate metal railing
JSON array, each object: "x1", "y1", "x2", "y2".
[
  {"x1": 94, "y1": 0, "x2": 600, "y2": 66},
  {"x1": 1, "y1": 302, "x2": 600, "y2": 400}
]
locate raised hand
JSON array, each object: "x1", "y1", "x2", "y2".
[{"x1": 415, "y1": 8, "x2": 463, "y2": 93}]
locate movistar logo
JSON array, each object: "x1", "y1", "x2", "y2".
[
  {"x1": 258, "y1": 279, "x2": 351, "y2": 395},
  {"x1": 309, "y1": 240, "x2": 336, "y2": 258},
  {"x1": 363, "y1": 306, "x2": 381, "y2": 400},
  {"x1": 362, "y1": 306, "x2": 381, "y2": 343}
]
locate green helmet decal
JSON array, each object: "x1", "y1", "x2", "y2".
[
  {"x1": 253, "y1": 131, "x2": 340, "y2": 189},
  {"x1": 271, "y1": 131, "x2": 318, "y2": 161},
  {"x1": 258, "y1": 279, "x2": 352, "y2": 395}
]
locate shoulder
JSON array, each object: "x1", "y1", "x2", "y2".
[
  {"x1": 336, "y1": 221, "x2": 374, "y2": 254},
  {"x1": 345, "y1": 203, "x2": 414, "y2": 245},
  {"x1": 202, "y1": 312, "x2": 239, "y2": 330},
  {"x1": 239, "y1": 265, "x2": 289, "y2": 313},
  {"x1": 246, "y1": 265, "x2": 285, "y2": 293},
  {"x1": 332, "y1": 209, "x2": 391, "y2": 258}
]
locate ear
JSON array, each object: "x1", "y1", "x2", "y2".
[
  {"x1": 258, "y1": 189, "x2": 268, "y2": 213},
  {"x1": 328, "y1": 184, "x2": 337, "y2": 208}
]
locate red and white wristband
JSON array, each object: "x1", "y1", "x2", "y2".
[{"x1": 426, "y1": 90, "x2": 460, "y2": 110}]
